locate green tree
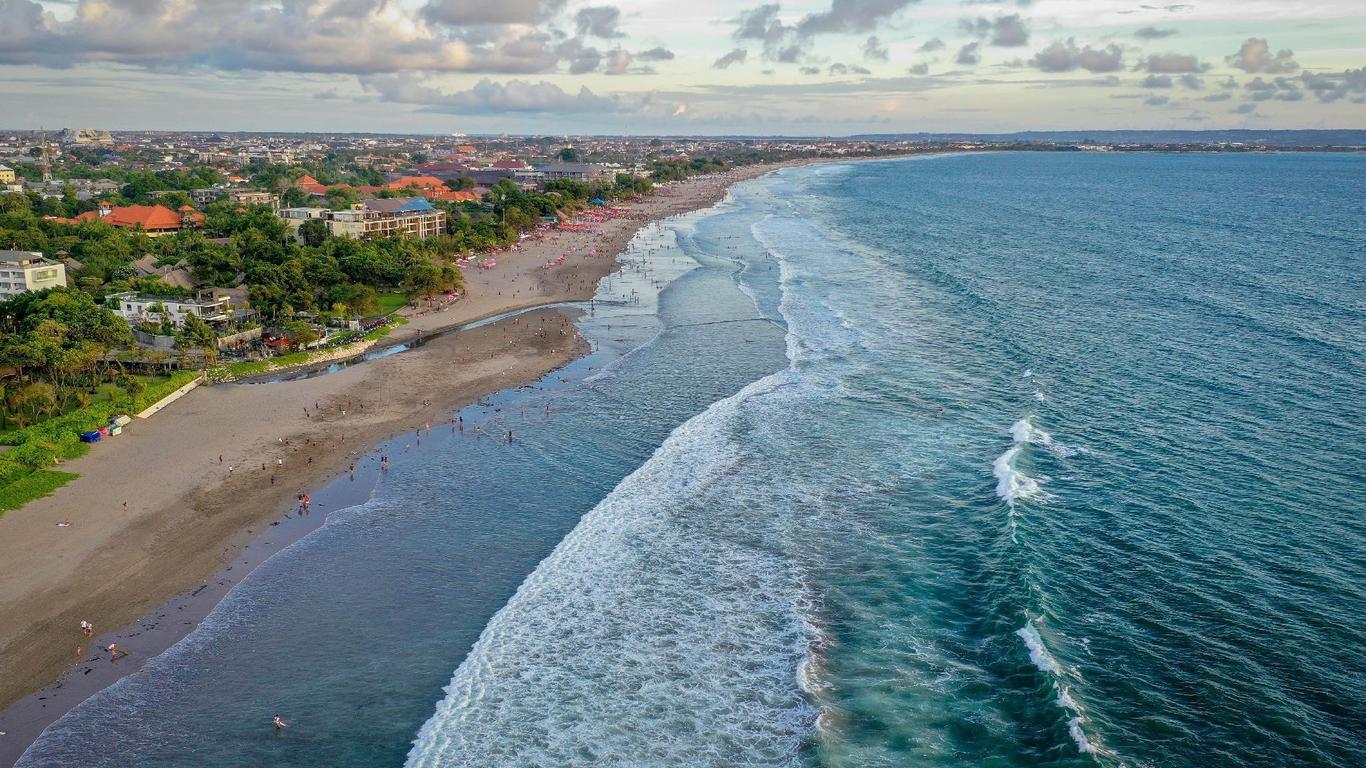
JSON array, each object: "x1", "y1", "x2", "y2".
[
  {"x1": 176, "y1": 312, "x2": 218, "y2": 365},
  {"x1": 402, "y1": 259, "x2": 442, "y2": 298},
  {"x1": 280, "y1": 187, "x2": 311, "y2": 208},
  {"x1": 281, "y1": 319, "x2": 319, "y2": 351},
  {"x1": 324, "y1": 187, "x2": 359, "y2": 210},
  {"x1": 298, "y1": 218, "x2": 329, "y2": 247}
]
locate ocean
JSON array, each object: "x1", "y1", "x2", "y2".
[{"x1": 17, "y1": 152, "x2": 1365, "y2": 767}]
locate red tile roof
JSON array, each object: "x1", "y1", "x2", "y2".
[
  {"x1": 68, "y1": 204, "x2": 197, "y2": 232},
  {"x1": 386, "y1": 175, "x2": 448, "y2": 190}
]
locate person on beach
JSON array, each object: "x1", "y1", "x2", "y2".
[
  {"x1": 107, "y1": 643, "x2": 128, "y2": 660},
  {"x1": 80, "y1": 620, "x2": 93, "y2": 637}
]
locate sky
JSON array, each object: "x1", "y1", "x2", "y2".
[{"x1": 1, "y1": 0, "x2": 1364, "y2": 135}]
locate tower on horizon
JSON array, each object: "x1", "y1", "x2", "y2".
[{"x1": 38, "y1": 129, "x2": 52, "y2": 183}]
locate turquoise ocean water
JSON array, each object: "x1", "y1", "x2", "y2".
[{"x1": 18, "y1": 153, "x2": 1366, "y2": 767}]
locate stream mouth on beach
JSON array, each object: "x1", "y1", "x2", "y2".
[{"x1": 239, "y1": 301, "x2": 598, "y2": 385}]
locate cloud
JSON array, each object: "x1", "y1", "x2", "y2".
[
  {"x1": 959, "y1": 14, "x2": 1029, "y2": 47},
  {"x1": 1245, "y1": 76, "x2": 1304, "y2": 102},
  {"x1": 1298, "y1": 67, "x2": 1366, "y2": 103},
  {"x1": 917, "y1": 37, "x2": 945, "y2": 53},
  {"x1": 732, "y1": 1, "x2": 921, "y2": 63},
  {"x1": 555, "y1": 37, "x2": 604, "y2": 75},
  {"x1": 956, "y1": 42, "x2": 981, "y2": 65},
  {"x1": 423, "y1": 0, "x2": 567, "y2": 26},
  {"x1": 1226, "y1": 38, "x2": 1298, "y2": 74},
  {"x1": 828, "y1": 62, "x2": 871, "y2": 76},
  {"x1": 1141, "y1": 74, "x2": 1172, "y2": 88},
  {"x1": 574, "y1": 5, "x2": 624, "y2": 38},
  {"x1": 0, "y1": 0, "x2": 573, "y2": 74},
  {"x1": 1144, "y1": 94, "x2": 1170, "y2": 106},
  {"x1": 602, "y1": 49, "x2": 632, "y2": 75},
  {"x1": 1233, "y1": 103, "x2": 1258, "y2": 114},
  {"x1": 1030, "y1": 39, "x2": 1123, "y2": 73},
  {"x1": 796, "y1": 0, "x2": 920, "y2": 37},
  {"x1": 1134, "y1": 26, "x2": 1177, "y2": 40},
  {"x1": 359, "y1": 75, "x2": 624, "y2": 113},
  {"x1": 1137, "y1": 52, "x2": 1207, "y2": 74},
  {"x1": 1200, "y1": 92, "x2": 1231, "y2": 102},
  {"x1": 862, "y1": 36, "x2": 889, "y2": 62},
  {"x1": 1178, "y1": 73, "x2": 1203, "y2": 89},
  {"x1": 713, "y1": 48, "x2": 749, "y2": 69},
  {"x1": 636, "y1": 46, "x2": 675, "y2": 62},
  {"x1": 907, "y1": 62, "x2": 929, "y2": 75}
]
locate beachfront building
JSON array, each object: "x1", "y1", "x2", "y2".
[
  {"x1": 276, "y1": 207, "x2": 329, "y2": 234},
  {"x1": 227, "y1": 190, "x2": 280, "y2": 208},
  {"x1": 107, "y1": 291, "x2": 232, "y2": 329},
  {"x1": 535, "y1": 162, "x2": 614, "y2": 182},
  {"x1": 330, "y1": 198, "x2": 446, "y2": 239},
  {"x1": 0, "y1": 250, "x2": 68, "y2": 298},
  {"x1": 276, "y1": 198, "x2": 446, "y2": 241},
  {"x1": 0, "y1": 164, "x2": 15, "y2": 184}
]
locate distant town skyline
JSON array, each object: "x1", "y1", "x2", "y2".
[{"x1": 2, "y1": 0, "x2": 1364, "y2": 135}]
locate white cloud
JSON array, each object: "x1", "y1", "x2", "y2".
[
  {"x1": 1226, "y1": 38, "x2": 1298, "y2": 74},
  {"x1": 359, "y1": 75, "x2": 625, "y2": 113}
]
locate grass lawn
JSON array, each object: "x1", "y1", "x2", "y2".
[
  {"x1": 0, "y1": 469, "x2": 79, "y2": 514},
  {"x1": 375, "y1": 291, "x2": 411, "y2": 316}
]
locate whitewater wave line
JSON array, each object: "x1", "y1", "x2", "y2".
[
  {"x1": 1016, "y1": 619, "x2": 1123, "y2": 762},
  {"x1": 1000, "y1": 409, "x2": 1116, "y2": 762},
  {"x1": 406, "y1": 189, "x2": 824, "y2": 768}
]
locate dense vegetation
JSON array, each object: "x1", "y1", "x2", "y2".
[
  {"x1": 0, "y1": 146, "x2": 793, "y2": 512},
  {"x1": 0, "y1": 288, "x2": 134, "y2": 429},
  {"x1": 0, "y1": 191, "x2": 463, "y2": 321}
]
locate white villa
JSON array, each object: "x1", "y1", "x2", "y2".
[
  {"x1": 0, "y1": 250, "x2": 68, "y2": 298},
  {"x1": 107, "y1": 291, "x2": 232, "y2": 329}
]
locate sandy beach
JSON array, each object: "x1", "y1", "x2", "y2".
[{"x1": 0, "y1": 160, "x2": 796, "y2": 762}]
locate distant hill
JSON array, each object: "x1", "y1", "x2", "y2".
[{"x1": 847, "y1": 130, "x2": 1366, "y2": 147}]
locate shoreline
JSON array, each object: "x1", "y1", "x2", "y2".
[{"x1": 0, "y1": 159, "x2": 802, "y2": 765}]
